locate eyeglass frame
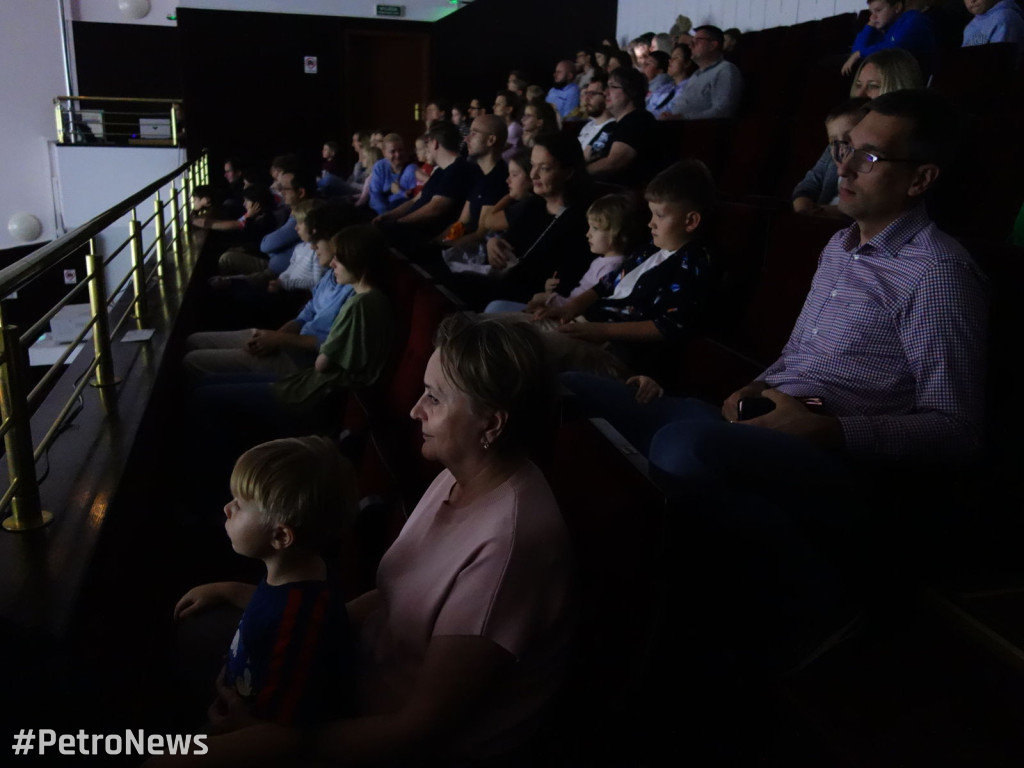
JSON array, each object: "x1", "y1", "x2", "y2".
[{"x1": 829, "y1": 139, "x2": 916, "y2": 174}]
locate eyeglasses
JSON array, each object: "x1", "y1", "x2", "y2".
[{"x1": 829, "y1": 140, "x2": 914, "y2": 173}]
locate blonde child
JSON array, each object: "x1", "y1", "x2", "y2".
[{"x1": 173, "y1": 436, "x2": 358, "y2": 756}]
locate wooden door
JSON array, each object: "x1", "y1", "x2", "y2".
[{"x1": 344, "y1": 29, "x2": 431, "y2": 147}]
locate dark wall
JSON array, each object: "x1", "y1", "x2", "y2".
[
  {"x1": 73, "y1": 22, "x2": 182, "y2": 99},
  {"x1": 432, "y1": 0, "x2": 618, "y2": 105},
  {"x1": 176, "y1": 8, "x2": 431, "y2": 184}
]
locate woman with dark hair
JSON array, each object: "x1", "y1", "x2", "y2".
[
  {"x1": 448, "y1": 132, "x2": 594, "y2": 310},
  {"x1": 493, "y1": 89, "x2": 524, "y2": 161}
]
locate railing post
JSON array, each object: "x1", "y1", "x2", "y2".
[
  {"x1": 86, "y1": 242, "x2": 120, "y2": 408},
  {"x1": 54, "y1": 99, "x2": 65, "y2": 144},
  {"x1": 202, "y1": 154, "x2": 210, "y2": 184},
  {"x1": 129, "y1": 209, "x2": 148, "y2": 321},
  {"x1": 0, "y1": 308, "x2": 52, "y2": 532},
  {"x1": 169, "y1": 183, "x2": 183, "y2": 267},
  {"x1": 170, "y1": 102, "x2": 178, "y2": 147},
  {"x1": 154, "y1": 193, "x2": 166, "y2": 281}
]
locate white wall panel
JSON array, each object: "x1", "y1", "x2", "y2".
[
  {"x1": 0, "y1": 1, "x2": 67, "y2": 251},
  {"x1": 70, "y1": 0, "x2": 460, "y2": 26},
  {"x1": 618, "y1": 0, "x2": 868, "y2": 41}
]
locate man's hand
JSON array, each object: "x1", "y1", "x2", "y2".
[
  {"x1": 627, "y1": 375, "x2": 663, "y2": 404},
  {"x1": 555, "y1": 321, "x2": 609, "y2": 343},
  {"x1": 544, "y1": 272, "x2": 560, "y2": 292},
  {"x1": 246, "y1": 329, "x2": 281, "y2": 357},
  {"x1": 841, "y1": 51, "x2": 861, "y2": 76},
  {"x1": 487, "y1": 238, "x2": 516, "y2": 271},
  {"x1": 721, "y1": 380, "x2": 769, "y2": 422},
  {"x1": 526, "y1": 291, "x2": 553, "y2": 313},
  {"x1": 739, "y1": 389, "x2": 843, "y2": 449}
]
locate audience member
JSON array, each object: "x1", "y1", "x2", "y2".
[
  {"x1": 376, "y1": 121, "x2": 481, "y2": 246},
  {"x1": 568, "y1": 90, "x2": 987, "y2": 471},
  {"x1": 493, "y1": 90, "x2": 524, "y2": 161},
  {"x1": 424, "y1": 99, "x2": 450, "y2": 130},
  {"x1": 651, "y1": 33, "x2": 675, "y2": 53},
  {"x1": 507, "y1": 69, "x2": 529, "y2": 97},
  {"x1": 451, "y1": 134, "x2": 593, "y2": 309},
  {"x1": 477, "y1": 146, "x2": 535, "y2": 234},
  {"x1": 201, "y1": 184, "x2": 278, "y2": 258},
  {"x1": 173, "y1": 436, "x2": 357, "y2": 748},
  {"x1": 467, "y1": 97, "x2": 486, "y2": 118},
  {"x1": 368, "y1": 134, "x2": 417, "y2": 216},
  {"x1": 575, "y1": 47, "x2": 597, "y2": 88},
  {"x1": 546, "y1": 59, "x2": 581, "y2": 118},
  {"x1": 842, "y1": 0, "x2": 939, "y2": 75},
  {"x1": 962, "y1": 0, "x2": 1024, "y2": 56},
  {"x1": 521, "y1": 98, "x2": 559, "y2": 148},
  {"x1": 850, "y1": 46, "x2": 925, "y2": 98},
  {"x1": 606, "y1": 49, "x2": 634, "y2": 72},
  {"x1": 650, "y1": 44, "x2": 696, "y2": 118},
  {"x1": 222, "y1": 157, "x2": 246, "y2": 217},
  {"x1": 320, "y1": 141, "x2": 341, "y2": 178},
  {"x1": 445, "y1": 114, "x2": 509, "y2": 248},
  {"x1": 643, "y1": 50, "x2": 675, "y2": 111},
  {"x1": 792, "y1": 98, "x2": 871, "y2": 218},
  {"x1": 484, "y1": 192, "x2": 635, "y2": 315},
  {"x1": 577, "y1": 73, "x2": 616, "y2": 161},
  {"x1": 723, "y1": 28, "x2": 741, "y2": 53},
  {"x1": 537, "y1": 160, "x2": 721, "y2": 377},
  {"x1": 587, "y1": 66, "x2": 658, "y2": 186},
  {"x1": 185, "y1": 203, "x2": 354, "y2": 379},
  {"x1": 659, "y1": 25, "x2": 743, "y2": 120}
]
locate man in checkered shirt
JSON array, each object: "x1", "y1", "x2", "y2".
[{"x1": 566, "y1": 89, "x2": 988, "y2": 478}]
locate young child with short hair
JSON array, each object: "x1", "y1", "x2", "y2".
[
  {"x1": 174, "y1": 436, "x2": 358, "y2": 732},
  {"x1": 483, "y1": 194, "x2": 635, "y2": 314},
  {"x1": 408, "y1": 135, "x2": 433, "y2": 199},
  {"x1": 792, "y1": 97, "x2": 871, "y2": 218},
  {"x1": 535, "y1": 159, "x2": 722, "y2": 376}
]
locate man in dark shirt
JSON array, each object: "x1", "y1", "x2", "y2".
[
  {"x1": 376, "y1": 121, "x2": 481, "y2": 246},
  {"x1": 445, "y1": 114, "x2": 509, "y2": 250},
  {"x1": 586, "y1": 67, "x2": 658, "y2": 187}
]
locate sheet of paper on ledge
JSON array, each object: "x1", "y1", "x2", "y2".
[
  {"x1": 28, "y1": 334, "x2": 85, "y2": 367},
  {"x1": 120, "y1": 329, "x2": 155, "y2": 342}
]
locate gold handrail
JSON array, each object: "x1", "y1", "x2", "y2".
[{"x1": 0, "y1": 155, "x2": 207, "y2": 531}]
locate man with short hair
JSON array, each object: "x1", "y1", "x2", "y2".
[
  {"x1": 368, "y1": 134, "x2": 417, "y2": 216},
  {"x1": 577, "y1": 73, "x2": 616, "y2": 162},
  {"x1": 659, "y1": 25, "x2": 742, "y2": 121},
  {"x1": 572, "y1": 90, "x2": 988, "y2": 471},
  {"x1": 222, "y1": 157, "x2": 246, "y2": 217},
  {"x1": 218, "y1": 169, "x2": 314, "y2": 277},
  {"x1": 424, "y1": 99, "x2": 449, "y2": 130},
  {"x1": 507, "y1": 70, "x2": 529, "y2": 97},
  {"x1": 376, "y1": 121, "x2": 481, "y2": 245},
  {"x1": 446, "y1": 114, "x2": 509, "y2": 249},
  {"x1": 643, "y1": 50, "x2": 675, "y2": 112},
  {"x1": 546, "y1": 60, "x2": 580, "y2": 119},
  {"x1": 842, "y1": 0, "x2": 939, "y2": 75},
  {"x1": 575, "y1": 48, "x2": 596, "y2": 89},
  {"x1": 586, "y1": 67, "x2": 657, "y2": 185}
]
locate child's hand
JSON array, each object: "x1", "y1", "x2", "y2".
[
  {"x1": 544, "y1": 272, "x2": 560, "y2": 293},
  {"x1": 486, "y1": 238, "x2": 516, "y2": 270},
  {"x1": 174, "y1": 584, "x2": 226, "y2": 621},
  {"x1": 525, "y1": 292, "x2": 553, "y2": 313},
  {"x1": 209, "y1": 673, "x2": 259, "y2": 734},
  {"x1": 247, "y1": 329, "x2": 280, "y2": 357},
  {"x1": 390, "y1": 181, "x2": 401, "y2": 194},
  {"x1": 626, "y1": 375, "x2": 664, "y2": 404}
]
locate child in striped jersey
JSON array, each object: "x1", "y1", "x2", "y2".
[{"x1": 174, "y1": 436, "x2": 357, "y2": 735}]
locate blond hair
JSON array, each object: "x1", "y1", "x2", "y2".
[{"x1": 230, "y1": 436, "x2": 358, "y2": 544}]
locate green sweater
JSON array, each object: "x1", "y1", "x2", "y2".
[{"x1": 272, "y1": 288, "x2": 393, "y2": 407}]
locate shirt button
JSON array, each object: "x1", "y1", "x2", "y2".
[
  {"x1": 853, "y1": 254, "x2": 860, "y2": 260},
  {"x1": 830, "y1": 290, "x2": 837, "y2": 298},
  {"x1": 811, "y1": 328, "x2": 818, "y2": 335}
]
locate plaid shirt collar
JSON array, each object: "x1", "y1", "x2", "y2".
[{"x1": 839, "y1": 203, "x2": 931, "y2": 259}]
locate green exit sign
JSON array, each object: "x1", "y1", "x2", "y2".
[{"x1": 376, "y1": 4, "x2": 405, "y2": 16}]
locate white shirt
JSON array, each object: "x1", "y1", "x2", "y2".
[
  {"x1": 609, "y1": 248, "x2": 673, "y2": 300},
  {"x1": 577, "y1": 117, "x2": 616, "y2": 150}
]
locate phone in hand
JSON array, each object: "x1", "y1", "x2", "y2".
[{"x1": 737, "y1": 396, "x2": 775, "y2": 421}]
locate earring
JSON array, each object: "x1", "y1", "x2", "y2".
[{"x1": 481, "y1": 439, "x2": 491, "y2": 450}]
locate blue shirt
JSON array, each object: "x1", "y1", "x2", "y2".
[
  {"x1": 294, "y1": 270, "x2": 354, "y2": 347},
  {"x1": 852, "y1": 10, "x2": 938, "y2": 71},
  {"x1": 546, "y1": 81, "x2": 580, "y2": 117},
  {"x1": 260, "y1": 215, "x2": 302, "y2": 275},
  {"x1": 963, "y1": 0, "x2": 1024, "y2": 55},
  {"x1": 368, "y1": 159, "x2": 419, "y2": 216}
]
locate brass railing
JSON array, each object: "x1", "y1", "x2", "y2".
[
  {"x1": 0, "y1": 154, "x2": 209, "y2": 532},
  {"x1": 54, "y1": 96, "x2": 184, "y2": 147}
]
